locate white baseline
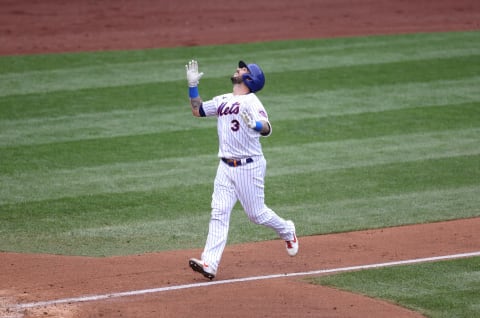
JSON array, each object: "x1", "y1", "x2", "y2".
[{"x1": 14, "y1": 251, "x2": 480, "y2": 310}]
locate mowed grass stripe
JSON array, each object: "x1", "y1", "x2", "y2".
[
  {"x1": 1, "y1": 156, "x2": 478, "y2": 255},
  {"x1": 1, "y1": 102, "x2": 478, "y2": 174},
  {"x1": 267, "y1": 127, "x2": 480, "y2": 176},
  {"x1": 0, "y1": 81, "x2": 184, "y2": 121},
  {"x1": 266, "y1": 154, "x2": 480, "y2": 208},
  {"x1": 0, "y1": 31, "x2": 478, "y2": 97},
  {"x1": 1, "y1": 31, "x2": 478, "y2": 75},
  {"x1": 267, "y1": 55, "x2": 480, "y2": 95},
  {"x1": 266, "y1": 76, "x2": 480, "y2": 121},
  {"x1": 1, "y1": 75, "x2": 479, "y2": 146},
  {"x1": 283, "y1": 185, "x2": 480, "y2": 235},
  {"x1": 14, "y1": 185, "x2": 480, "y2": 256},
  {"x1": 2, "y1": 155, "x2": 479, "y2": 216},
  {"x1": 1, "y1": 127, "x2": 478, "y2": 205},
  {"x1": 268, "y1": 103, "x2": 480, "y2": 147},
  {"x1": 2, "y1": 52, "x2": 479, "y2": 122}
]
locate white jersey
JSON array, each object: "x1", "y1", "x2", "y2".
[
  {"x1": 190, "y1": 89, "x2": 297, "y2": 278},
  {"x1": 201, "y1": 93, "x2": 271, "y2": 159}
]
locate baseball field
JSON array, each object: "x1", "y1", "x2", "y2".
[{"x1": 1, "y1": 0, "x2": 480, "y2": 317}]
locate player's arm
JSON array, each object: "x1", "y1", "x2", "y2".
[
  {"x1": 189, "y1": 96, "x2": 204, "y2": 117},
  {"x1": 256, "y1": 120, "x2": 271, "y2": 136},
  {"x1": 185, "y1": 60, "x2": 206, "y2": 117},
  {"x1": 240, "y1": 110, "x2": 272, "y2": 136}
]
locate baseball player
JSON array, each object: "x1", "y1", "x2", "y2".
[{"x1": 185, "y1": 60, "x2": 298, "y2": 280}]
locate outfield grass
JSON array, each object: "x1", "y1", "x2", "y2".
[
  {"x1": 312, "y1": 256, "x2": 480, "y2": 318},
  {"x1": 1, "y1": 31, "x2": 479, "y2": 257}
]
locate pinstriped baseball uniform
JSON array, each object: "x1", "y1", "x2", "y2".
[{"x1": 198, "y1": 92, "x2": 295, "y2": 273}]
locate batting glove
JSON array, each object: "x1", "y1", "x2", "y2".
[
  {"x1": 185, "y1": 60, "x2": 204, "y2": 87},
  {"x1": 241, "y1": 110, "x2": 264, "y2": 132},
  {"x1": 240, "y1": 110, "x2": 255, "y2": 128}
]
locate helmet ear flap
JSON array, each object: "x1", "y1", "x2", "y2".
[{"x1": 242, "y1": 73, "x2": 253, "y2": 86}]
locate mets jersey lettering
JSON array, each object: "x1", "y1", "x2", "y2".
[
  {"x1": 217, "y1": 101, "x2": 240, "y2": 116},
  {"x1": 202, "y1": 93, "x2": 270, "y2": 159}
]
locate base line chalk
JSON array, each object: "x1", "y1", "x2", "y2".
[{"x1": 14, "y1": 251, "x2": 480, "y2": 310}]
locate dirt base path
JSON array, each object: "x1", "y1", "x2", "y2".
[
  {"x1": 1, "y1": 0, "x2": 479, "y2": 317},
  {"x1": 2, "y1": 218, "x2": 480, "y2": 317}
]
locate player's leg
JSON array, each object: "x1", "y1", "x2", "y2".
[
  {"x1": 235, "y1": 157, "x2": 295, "y2": 241},
  {"x1": 200, "y1": 162, "x2": 237, "y2": 273}
]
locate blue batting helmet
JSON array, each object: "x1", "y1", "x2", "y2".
[{"x1": 239, "y1": 61, "x2": 265, "y2": 93}]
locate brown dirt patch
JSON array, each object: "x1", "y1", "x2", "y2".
[
  {"x1": 1, "y1": 0, "x2": 479, "y2": 55},
  {"x1": 2, "y1": 218, "x2": 480, "y2": 317},
  {"x1": 0, "y1": 0, "x2": 479, "y2": 317}
]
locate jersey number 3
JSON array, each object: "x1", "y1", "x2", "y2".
[{"x1": 231, "y1": 119, "x2": 240, "y2": 132}]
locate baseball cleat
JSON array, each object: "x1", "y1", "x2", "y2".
[
  {"x1": 189, "y1": 258, "x2": 216, "y2": 280},
  {"x1": 285, "y1": 220, "x2": 299, "y2": 257}
]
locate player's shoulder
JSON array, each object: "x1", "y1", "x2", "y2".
[
  {"x1": 215, "y1": 93, "x2": 233, "y2": 100},
  {"x1": 239, "y1": 92, "x2": 260, "y2": 104},
  {"x1": 246, "y1": 93, "x2": 265, "y2": 109},
  {"x1": 209, "y1": 93, "x2": 233, "y2": 106}
]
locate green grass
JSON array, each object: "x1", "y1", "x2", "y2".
[
  {"x1": 311, "y1": 257, "x2": 480, "y2": 318},
  {"x1": 1, "y1": 31, "x2": 480, "y2": 256},
  {"x1": 1, "y1": 30, "x2": 479, "y2": 318}
]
